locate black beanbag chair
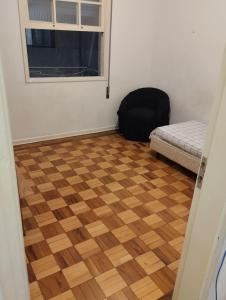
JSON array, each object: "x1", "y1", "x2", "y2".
[{"x1": 117, "y1": 88, "x2": 170, "y2": 142}]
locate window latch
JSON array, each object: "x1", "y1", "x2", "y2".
[
  {"x1": 197, "y1": 156, "x2": 207, "y2": 189},
  {"x1": 106, "y1": 86, "x2": 110, "y2": 99}
]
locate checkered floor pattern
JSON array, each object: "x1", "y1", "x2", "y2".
[{"x1": 15, "y1": 134, "x2": 195, "y2": 300}]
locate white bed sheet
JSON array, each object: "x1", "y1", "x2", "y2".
[{"x1": 150, "y1": 121, "x2": 207, "y2": 157}]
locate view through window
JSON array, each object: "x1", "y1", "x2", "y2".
[{"x1": 26, "y1": 29, "x2": 101, "y2": 77}]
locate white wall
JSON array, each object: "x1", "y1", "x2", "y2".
[
  {"x1": 0, "y1": 0, "x2": 155, "y2": 144},
  {"x1": 150, "y1": 0, "x2": 226, "y2": 123}
]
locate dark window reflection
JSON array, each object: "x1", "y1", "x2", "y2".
[{"x1": 26, "y1": 29, "x2": 101, "y2": 78}]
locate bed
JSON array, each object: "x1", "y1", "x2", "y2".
[{"x1": 150, "y1": 121, "x2": 207, "y2": 173}]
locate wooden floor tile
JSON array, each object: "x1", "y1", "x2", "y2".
[
  {"x1": 72, "y1": 279, "x2": 105, "y2": 300},
  {"x1": 149, "y1": 188, "x2": 167, "y2": 200},
  {"x1": 23, "y1": 217, "x2": 38, "y2": 231},
  {"x1": 145, "y1": 200, "x2": 166, "y2": 213},
  {"x1": 22, "y1": 207, "x2": 32, "y2": 219},
  {"x1": 31, "y1": 255, "x2": 60, "y2": 280},
  {"x1": 70, "y1": 201, "x2": 90, "y2": 215},
  {"x1": 86, "y1": 197, "x2": 106, "y2": 209},
  {"x1": 85, "y1": 252, "x2": 113, "y2": 276},
  {"x1": 85, "y1": 220, "x2": 109, "y2": 237},
  {"x1": 170, "y1": 204, "x2": 189, "y2": 218},
  {"x1": 136, "y1": 251, "x2": 165, "y2": 275},
  {"x1": 77, "y1": 211, "x2": 98, "y2": 225},
  {"x1": 27, "y1": 263, "x2": 37, "y2": 283},
  {"x1": 118, "y1": 209, "x2": 140, "y2": 224},
  {"x1": 107, "y1": 287, "x2": 138, "y2": 300},
  {"x1": 117, "y1": 260, "x2": 146, "y2": 285},
  {"x1": 35, "y1": 211, "x2": 57, "y2": 227},
  {"x1": 93, "y1": 205, "x2": 113, "y2": 217},
  {"x1": 47, "y1": 233, "x2": 72, "y2": 254},
  {"x1": 128, "y1": 219, "x2": 151, "y2": 236},
  {"x1": 30, "y1": 281, "x2": 43, "y2": 300},
  {"x1": 86, "y1": 178, "x2": 103, "y2": 189},
  {"x1": 40, "y1": 222, "x2": 64, "y2": 239},
  {"x1": 47, "y1": 198, "x2": 67, "y2": 210},
  {"x1": 58, "y1": 186, "x2": 76, "y2": 197},
  {"x1": 124, "y1": 238, "x2": 150, "y2": 258},
  {"x1": 127, "y1": 185, "x2": 146, "y2": 196},
  {"x1": 153, "y1": 244, "x2": 180, "y2": 265},
  {"x1": 112, "y1": 225, "x2": 136, "y2": 243},
  {"x1": 100, "y1": 193, "x2": 120, "y2": 205},
  {"x1": 150, "y1": 267, "x2": 176, "y2": 294},
  {"x1": 24, "y1": 228, "x2": 44, "y2": 247},
  {"x1": 38, "y1": 183, "x2": 55, "y2": 193},
  {"x1": 54, "y1": 247, "x2": 81, "y2": 268},
  {"x1": 169, "y1": 237, "x2": 185, "y2": 254},
  {"x1": 105, "y1": 245, "x2": 132, "y2": 267},
  {"x1": 53, "y1": 207, "x2": 74, "y2": 221},
  {"x1": 95, "y1": 269, "x2": 127, "y2": 297},
  {"x1": 143, "y1": 214, "x2": 165, "y2": 229},
  {"x1": 75, "y1": 239, "x2": 101, "y2": 259},
  {"x1": 49, "y1": 290, "x2": 76, "y2": 300},
  {"x1": 170, "y1": 191, "x2": 190, "y2": 202},
  {"x1": 95, "y1": 232, "x2": 120, "y2": 251},
  {"x1": 151, "y1": 178, "x2": 168, "y2": 188},
  {"x1": 158, "y1": 293, "x2": 173, "y2": 300},
  {"x1": 59, "y1": 216, "x2": 82, "y2": 232},
  {"x1": 122, "y1": 196, "x2": 142, "y2": 208},
  {"x1": 158, "y1": 210, "x2": 176, "y2": 224},
  {"x1": 26, "y1": 194, "x2": 45, "y2": 206},
  {"x1": 168, "y1": 260, "x2": 180, "y2": 274},
  {"x1": 156, "y1": 225, "x2": 181, "y2": 242},
  {"x1": 79, "y1": 189, "x2": 97, "y2": 201},
  {"x1": 106, "y1": 182, "x2": 124, "y2": 192},
  {"x1": 140, "y1": 230, "x2": 165, "y2": 250},
  {"x1": 62, "y1": 262, "x2": 93, "y2": 288},
  {"x1": 26, "y1": 241, "x2": 51, "y2": 262},
  {"x1": 38, "y1": 271, "x2": 69, "y2": 299},
  {"x1": 130, "y1": 276, "x2": 164, "y2": 300},
  {"x1": 67, "y1": 227, "x2": 91, "y2": 245}
]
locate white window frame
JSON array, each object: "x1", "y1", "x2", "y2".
[{"x1": 18, "y1": 0, "x2": 111, "y2": 83}]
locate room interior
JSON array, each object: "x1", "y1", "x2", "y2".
[{"x1": 0, "y1": 0, "x2": 226, "y2": 299}]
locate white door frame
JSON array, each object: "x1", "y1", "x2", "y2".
[
  {"x1": 173, "y1": 45, "x2": 226, "y2": 300},
  {"x1": 0, "y1": 60, "x2": 29, "y2": 300}
]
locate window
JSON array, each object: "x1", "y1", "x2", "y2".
[{"x1": 19, "y1": 0, "x2": 111, "y2": 82}]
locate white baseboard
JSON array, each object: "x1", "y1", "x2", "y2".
[{"x1": 13, "y1": 125, "x2": 118, "y2": 146}]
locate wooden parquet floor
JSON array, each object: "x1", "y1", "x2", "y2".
[{"x1": 15, "y1": 134, "x2": 195, "y2": 300}]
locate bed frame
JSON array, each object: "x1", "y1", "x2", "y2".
[{"x1": 150, "y1": 135, "x2": 201, "y2": 174}]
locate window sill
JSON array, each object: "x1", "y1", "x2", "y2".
[{"x1": 25, "y1": 76, "x2": 107, "y2": 84}]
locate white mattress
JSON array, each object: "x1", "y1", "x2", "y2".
[{"x1": 150, "y1": 121, "x2": 207, "y2": 157}]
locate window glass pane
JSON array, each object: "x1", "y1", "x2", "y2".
[
  {"x1": 81, "y1": 4, "x2": 100, "y2": 26},
  {"x1": 25, "y1": 29, "x2": 101, "y2": 78},
  {"x1": 56, "y1": 1, "x2": 78, "y2": 24},
  {"x1": 28, "y1": 0, "x2": 52, "y2": 22}
]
